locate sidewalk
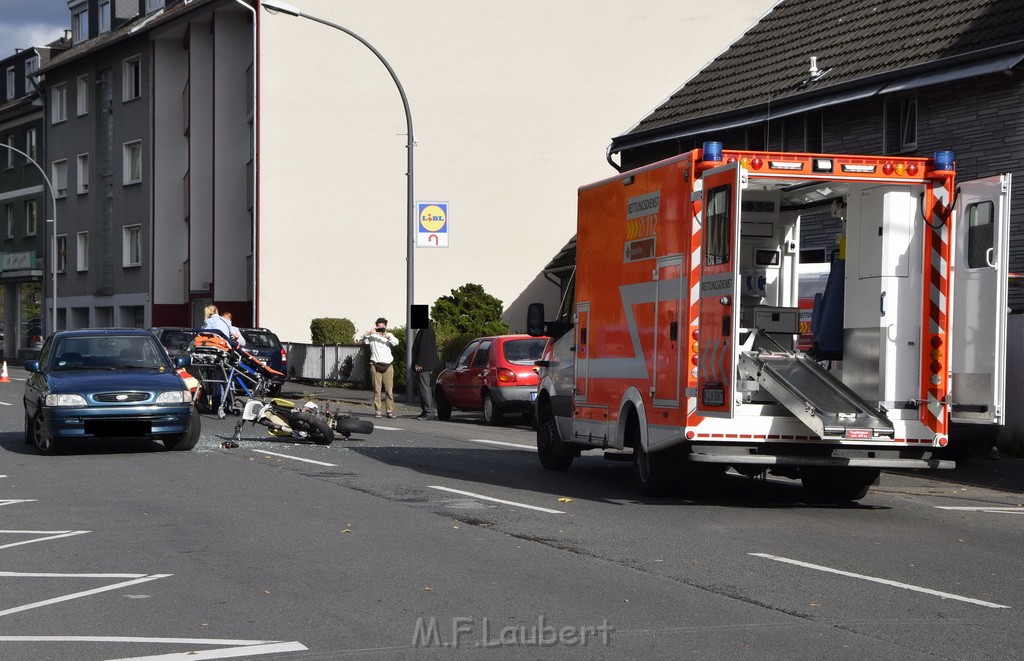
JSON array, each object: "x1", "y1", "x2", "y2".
[{"x1": 279, "y1": 378, "x2": 1024, "y2": 494}]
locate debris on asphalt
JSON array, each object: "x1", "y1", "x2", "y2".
[{"x1": 221, "y1": 440, "x2": 239, "y2": 449}]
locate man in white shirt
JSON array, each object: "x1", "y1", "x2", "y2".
[{"x1": 359, "y1": 317, "x2": 399, "y2": 418}]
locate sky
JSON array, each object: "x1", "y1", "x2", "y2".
[{"x1": 0, "y1": 0, "x2": 69, "y2": 53}]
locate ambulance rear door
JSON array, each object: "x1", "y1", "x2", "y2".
[
  {"x1": 696, "y1": 162, "x2": 744, "y2": 418},
  {"x1": 951, "y1": 174, "x2": 1011, "y2": 425}
]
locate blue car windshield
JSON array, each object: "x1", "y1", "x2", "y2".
[{"x1": 51, "y1": 336, "x2": 170, "y2": 371}]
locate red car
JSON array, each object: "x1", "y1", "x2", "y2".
[{"x1": 434, "y1": 334, "x2": 549, "y2": 425}]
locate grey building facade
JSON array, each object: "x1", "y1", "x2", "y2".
[{"x1": 0, "y1": 38, "x2": 69, "y2": 358}]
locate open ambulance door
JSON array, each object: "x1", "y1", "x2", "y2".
[
  {"x1": 951, "y1": 174, "x2": 1011, "y2": 426},
  {"x1": 696, "y1": 162, "x2": 744, "y2": 418}
]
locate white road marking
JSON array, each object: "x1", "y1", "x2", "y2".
[
  {"x1": 0, "y1": 530, "x2": 89, "y2": 550},
  {"x1": 111, "y1": 640, "x2": 309, "y2": 660},
  {"x1": 0, "y1": 574, "x2": 172, "y2": 617},
  {"x1": 249, "y1": 450, "x2": 337, "y2": 467},
  {"x1": 0, "y1": 499, "x2": 37, "y2": 507},
  {"x1": 0, "y1": 401, "x2": 12, "y2": 406},
  {"x1": 374, "y1": 425, "x2": 403, "y2": 431},
  {"x1": 750, "y1": 553, "x2": 1010, "y2": 609},
  {"x1": 0, "y1": 638, "x2": 307, "y2": 660},
  {"x1": 428, "y1": 486, "x2": 564, "y2": 514},
  {"x1": 935, "y1": 506, "x2": 1024, "y2": 514},
  {"x1": 465, "y1": 438, "x2": 536, "y2": 451}
]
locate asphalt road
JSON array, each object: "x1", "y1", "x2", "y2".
[{"x1": 1, "y1": 366, "x2": 1023, "y2": 660}]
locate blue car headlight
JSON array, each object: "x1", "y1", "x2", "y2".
[
  {"x1": 45, "y1": 393, "x2": 88, "y2": 407},
  {"x1": 156, "y1": 390, "x2": 193, "y2": 404}
]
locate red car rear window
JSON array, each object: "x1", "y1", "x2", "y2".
[{"x1": 502, "y1": 339, "x2": 548, "y2": 365}]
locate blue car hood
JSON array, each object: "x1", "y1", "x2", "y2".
[{"x1": 46, "y1": 369, "x2": 184, "y2": 393}]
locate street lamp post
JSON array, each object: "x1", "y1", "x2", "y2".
[
  {"x1": 260, "y1": 0, "x2": 416, "y2": 402},
  {"x1": 0, "y1": 143, "x2": 58, "y2": 338}
]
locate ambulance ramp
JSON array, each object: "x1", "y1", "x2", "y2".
[{"x1": 738, "y1": 338, "x2": 894, "y2": 441}]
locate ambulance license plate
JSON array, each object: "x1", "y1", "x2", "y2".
[{"x1": 702, "y1": 387, "x2": 725, "y2": 407}]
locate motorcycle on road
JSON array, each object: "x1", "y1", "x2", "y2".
[{"x1": 231, "y1": 397, "x2": 373, "y2": 445}]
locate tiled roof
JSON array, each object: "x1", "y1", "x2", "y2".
[{"x1": 619, "y1": 0, "x2": 1024, "y2": 141}]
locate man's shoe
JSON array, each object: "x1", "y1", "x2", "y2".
[
  {"x1": 375, "y1": 413, "x2": 382, "y2": 419},
  {"x1": 417, "y1": 413, "x2": 429, "y2": 420},
  {"x1": 386, "y1": 412, "x2": 396, "y2": 418}
]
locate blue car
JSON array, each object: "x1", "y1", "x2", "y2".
[{"x1": 23, "y1": 329, "x2": 200, "y2": 454}]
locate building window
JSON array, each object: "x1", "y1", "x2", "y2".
[
  {"x1": 77, "y1": 154, "x2": 89, "y2": 194},
  {"x1": 4, "y1": 204, "x2": 13, "y2": 239},
  {"x1": 123, "y1": 141, "x2": 142, "y2": 184},
  {"x1": 182, "y1": 170, "x2": 189, "y2": 221},
  {"x1": 123, "y1": 56, "x2": 141, "y2": 102},
  {"x1": 123, "y1": 225, "x2": 142, "y2": 267},
  {"x1": 24, "y1": 200, "x2": 37, "y2": 236},
  {"x1": 72, "y1": 6, "x2": 89, "y2": 44},
  {"x1": 884, "y1": 93, "x2": 917, "y2": 154},
  {"x1": 25, "y1": 128, "x2": 37, "y2": 162},
  {"x1": 5, "y1": 66, "x2": 14, "y2": 100},
  {"x1": 52, "y1": 159, "x2": 68, "y2": 198},
  {"x1": 146, "y1": 0, "x2": 165, "y2": 13},
  {"x1": 76, "y1": 75, "x2": 89, "y2": 115},
  {"x1": 77, "y1": 231, "x2": 89, "y2": 272},
  {"x1": 24, "y1": 55, "x2": 39, "y2": 91},
  {"x1": 52, "y1": 83, "x2": 67, "y2": 123},
  {"x1": 57, "y1": 234, "x2": 67, "y2": 273},
  {"x1": 99, "y1": 1, "x2": 111, "y2": 33},
  {"x1": 4, "y1": 135, "x2": 12, "y2": 169}
]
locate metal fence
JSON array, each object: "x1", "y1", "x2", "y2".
[{"x1": 283, "y1": 343, "x2": 368, "y2": 385}]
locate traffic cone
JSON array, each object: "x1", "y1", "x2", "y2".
[{"x1": 0, "y1": 361, "x2": 9, "y2": 383}]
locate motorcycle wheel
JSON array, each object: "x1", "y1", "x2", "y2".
[
  {"x1": 334, "y1": 417, "x2": 374, "y2": 437},
  {"x1": 290, "y1": 412, "x2": 334, "y2": 445}
]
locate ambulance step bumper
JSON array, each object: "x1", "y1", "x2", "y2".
[{"x1": 688, "y1": 451, "x2": 953, "y2": 470}]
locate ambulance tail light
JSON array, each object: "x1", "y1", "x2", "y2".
[{"x1": 928, "y1": 335, "x2": 945, "y2": 385}]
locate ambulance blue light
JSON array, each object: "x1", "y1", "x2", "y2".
[
  {"x1": 934, "y1": 150, "x2": 955, "y2": 171},
  {"x1": 702, "y1": 141, "x2": 723, "y2": 162}
]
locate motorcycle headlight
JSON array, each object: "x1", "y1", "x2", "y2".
[
  {"x1": 156, "y1": 390, "x2": 192, "y2": 404},
  {"x1": 45, "y1": 393, "x2": 88, "y2": 407}
]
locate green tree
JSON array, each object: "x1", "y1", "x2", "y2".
[{"x1": 431, "y1": 283, "x2": 509, "y2": 365}]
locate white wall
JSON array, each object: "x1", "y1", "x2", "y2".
[
  {"x1": 189, "y1": 17, "x2": 214, "y2": 292},
  {"x1": 151, "y1": 36, "x2": 188, "y2": 308},
  {"x1": 258, "y1": 0, "x2": 778, "y2": 342},
  {"x1": 212, "y1": 9, "x2": 252, "y2": 303}
]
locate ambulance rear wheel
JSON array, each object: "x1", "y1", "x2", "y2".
[
  {"x1": 633, "y1": 444, "x2": 673, "y2": 497},
  {"x1": 537, "y1": 417, "x2": 572, "y2": 471},
  {"x1": 801, "y1": 467, "x2": 878, "y2": 503}
]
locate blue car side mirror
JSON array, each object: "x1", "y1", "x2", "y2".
[
  {"x1": 174, "y1": 355, "x2": 191, "y2": 368},
  {"x1": 24, "y1": 360, "x2": 39, "y2": 374}
]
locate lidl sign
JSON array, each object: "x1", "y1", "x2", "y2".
[{"x1": 417, "y1": 201, "x2": 448, "y2": 248}]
